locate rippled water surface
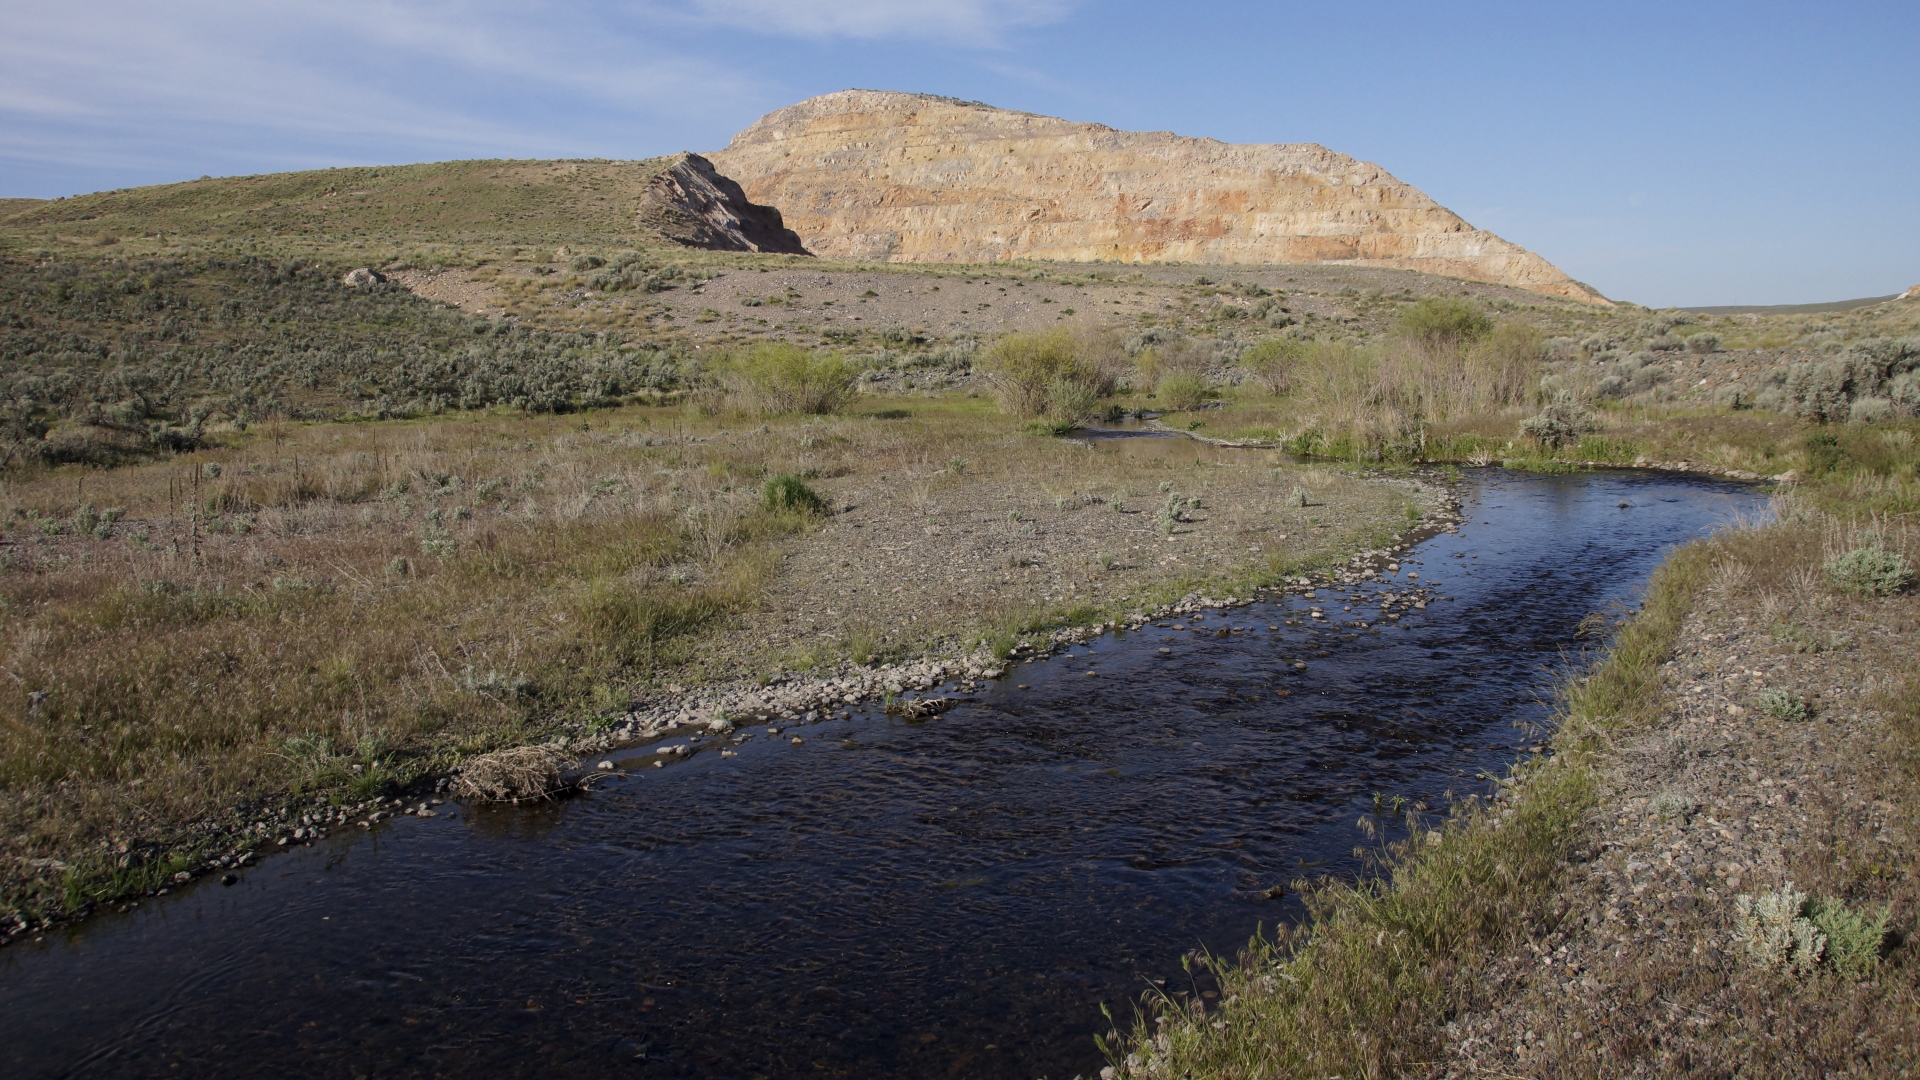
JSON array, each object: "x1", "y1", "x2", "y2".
[{"x1": 3, "y1": 470, "x2": 1766, "y2": 1080}]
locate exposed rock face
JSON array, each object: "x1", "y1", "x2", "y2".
[
  {"x1": 709, "y1": 91, "x2": 1606, "y2": 303},
  {"x1": 1902, "y1": 284, "x2": 1920, "y2": 301},
  {"x1": 636, "y1": 152, "x2": 809, "y2": 255}
]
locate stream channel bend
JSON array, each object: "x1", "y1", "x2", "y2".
[{"x1": 3, "y1": 468, "x2": 1767, "y2": 1079}]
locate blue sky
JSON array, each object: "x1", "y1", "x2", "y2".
[{"x1": 3, "y1": 1, "x2": 1914, "y2": 306}]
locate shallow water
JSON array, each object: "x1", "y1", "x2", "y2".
[{"x1": 3, "y1": 469, "x2": 1765, "y2": 1080}]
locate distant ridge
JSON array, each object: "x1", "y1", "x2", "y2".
[{"x1": 1679, "y1": 295, "x2": 1901, "y2": 316}]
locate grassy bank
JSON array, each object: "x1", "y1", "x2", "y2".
[
  {"x1": 1102, "y1": 505, "x2": 1716, "y2": 1079},
  {"x1": 1105, "y1": 432, "x2": 1920, "y2": 1075},
  {"x1": 0, "y1": 390, "x2": 1431, "y2": 924}
]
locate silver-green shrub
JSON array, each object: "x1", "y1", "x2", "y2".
[
  {"x1": 1824, "y1": 544, "x2": 1912, "y2": 596},
  {"x1": 1757, "y1": 688, "x2": 1810, "y2": 721},
  {"x1": 1733, "y1": 885, "x2": 1825, "y2": 975}
]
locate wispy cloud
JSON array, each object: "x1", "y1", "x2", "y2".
[
  {"x1": 688, "y1": 0, "x2": 1076, "y2": 45},
  {"x1": 0, "y1": 2, "x2": 765, "y2": 183}
]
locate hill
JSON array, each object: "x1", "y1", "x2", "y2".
[
  {"x1": 0, "y1": 154, "x2": 807, "y2": 262},
  {"x1": 708, "y1": 90, "x2": 1609, "y2": 304}
]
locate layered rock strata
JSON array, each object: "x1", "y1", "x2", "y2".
[
  {"x1": 709, "y1": 90, "x2": 1605, "y2": 303},
  {"x1": 636, "y1": 152, "x2": 810, "y2": 255}
]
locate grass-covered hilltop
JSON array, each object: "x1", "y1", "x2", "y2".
[{"x1": 5, "y1": 160, "x2": 1920, "y2": 1075}]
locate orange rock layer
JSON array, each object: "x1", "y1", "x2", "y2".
[{"x1": 708, "y1": 91, "x2": 1607, "y2": 304}]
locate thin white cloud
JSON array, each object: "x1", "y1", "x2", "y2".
[
  {"x1": 689, "y1": 0, "x2": 1075, "y2": 45},
  {"x1": 0, "y1": 1, "x2": 766, "y2": 183}
]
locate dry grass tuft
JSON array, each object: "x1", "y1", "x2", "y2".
[{"x1": 451, "y1": 746, "x2": 575, "y2": 802}]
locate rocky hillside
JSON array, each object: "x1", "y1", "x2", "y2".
[
  {"x1": 634, "y1": 153, "x2": 809, "y2": 254},
  {"x1": 708, "y1": 90, "x2": 1608, "y2": 304}
]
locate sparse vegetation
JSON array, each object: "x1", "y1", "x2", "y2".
[
  {"x1": 10, "y1": 155, "x2": 1920, "y2": 1072},
  {"x1": 1154, "y1": 371, "x2": 1209, "y2": 411}
]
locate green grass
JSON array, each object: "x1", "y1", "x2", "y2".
[{"x1": 2, "y1": 158, "x2": 681, "y2": 253}]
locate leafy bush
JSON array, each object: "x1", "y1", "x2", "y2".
[
  {"x1": 762, "y1": 473, "x2": 827, "y2": 514},
  {"x1": 1849, "y1": 396, "x2": 1895, "y2": 423},
  {"x1": 978, "y1": 330, "x2": 1111, "y2": 419},
  {"x1": 1394, "y1": 297, "x2": 1492, "y2": 353},
  {"x1": 718, "y1": 344, "x2": 858, "y2": 415},
  {"x1": 1732, "y1": 887, "x2": 1890, "y2": 976},
  {"x1": 1823, "y1": 544, "x2": 1912, "y2": 596},
  {"x1": 1156, "y1": 372, "x2": 1209, "y2": 411},
  {"x1": 1240, "y1": 338, "x2": 1301, "y2": 394},
  {"x1": 1807, "y1": 896, "x2": 1892, "y2": 975},
  {"x1": 1045, "y1": 376, "x2": 1100, "y2": 424}
]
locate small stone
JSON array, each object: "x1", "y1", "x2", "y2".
[
  {"x1": 791, "y1": 737, "x2": 804, "y2": 745},
  {"x1": 598, "y1": 761, "x2": 615, "y2": 770},
  {"x1": 221, "y1": 873, "x2": 238, "y2": 886}
]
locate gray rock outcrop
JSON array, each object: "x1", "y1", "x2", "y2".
[{"x1": 636, "y1": 152, "x2": 810, "y2": 255}]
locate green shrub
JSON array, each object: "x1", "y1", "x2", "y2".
[
  {"x1": 1823, "y1": 544, "x2": 1912, "y2": 596},
  {"x1": 1157, "y1": 372, "x2": 1210, "y2": 411},
  {"x1": 762, "y1": 473, "x2": 826, "y2": 514},
  {"x1": 1807, "y1": 896, "x2": 1892, "y2": 975},
  {"x1": 978, "y1": 329, "x2": 1109, "y2": 419},
  {"x1": 1240, "y1": 338, "x2": 1301, "y2": 394},
  {"x1": 1045, "y1": 376, "x2": 1100, "y2": 425},
  {"x1": 719, "y1": 344, "x2": 858, "y2": 415},
  {"x1": 1394, "y1": 297, "x2": 1492, "y2": 353}
]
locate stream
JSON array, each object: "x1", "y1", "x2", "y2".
[{"x1": 3, "y1": 468, "x2": 1767, "y2": 1080}]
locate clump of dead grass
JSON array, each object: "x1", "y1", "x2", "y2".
[{"x1": 451, "y1": 746, "x2": 576, "y2": 802}]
